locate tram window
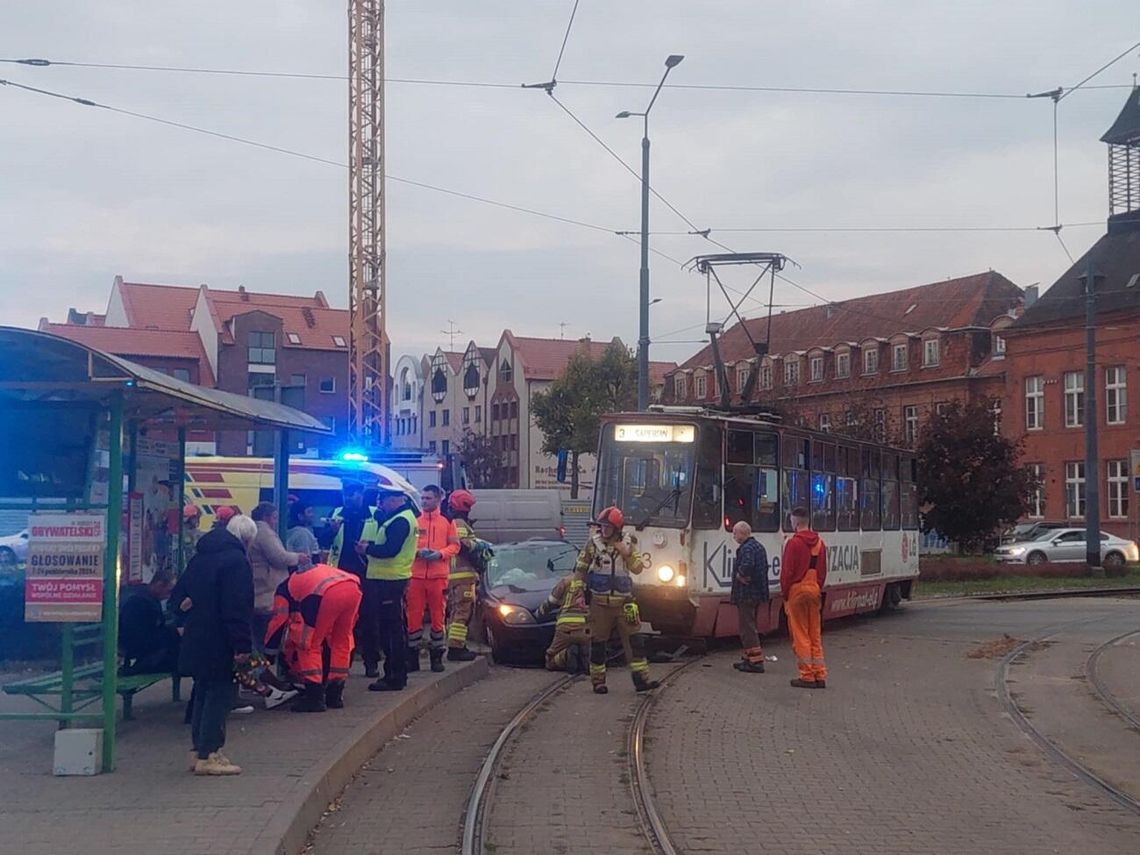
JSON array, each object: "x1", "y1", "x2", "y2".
[
  {"x1": 882, "y1": 452, "x2": 898, "y2": 482},
  {"x1": 811, "y1": 472, "x2": 836, "y2": 531},
  {"x1": 900, "y1": 455, "x2": 916, "y2": 482},
  {"x1": 811, "y1": 441, "x2": 836, "y2": 473},
  {"x1": 838, "y1": 443, "x2": 859, "y2": 477},
  {"x1": 724, "y1": 464, "x2": 753, "y2": 530},
  {"x1": 692, "y1": 425, "x2": 723, "y2": 530},
  {"x1": 781, "y1": 435, "x2": 809, "y2": 470},
  {"x1": 727, "y1": 430, "x2": 753, "y2": 465},
  {"x1": 862, "y1": 447, "x2": 881, "y2": 479},
  {"x1": 901, "y1": 482, "x2": 919, "y2": 529},
  {"x1": 755, "y1": 433, "x2": 778, "y2": 466},
  {"x1": 881, "y1": 478, "x2": 900, "y2": 530},
  {"x1": 836, "y1": 477, "x2": 859, "y2": 531},
  {"x1": 755, "y1": 467, "x2": 780, "y2": 531},
  {"x1": 861, "y1": 477, "x2": 882, "y2": 529},
  {"x1": 781, "y1": 468, "x2": 810, "y2": 531}
]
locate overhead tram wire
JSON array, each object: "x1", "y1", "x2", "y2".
[
  {"x1": 550, "y1": 0, "x2": 581, "y2": 84},
  {"x1": 1059, "y1": 39, "x2": 1140, "y2": 100}
]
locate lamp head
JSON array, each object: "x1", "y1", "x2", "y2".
[
  {"x1": 615, "y1": 110, "x2": 633, "y2": 119},
  {"x1": 665, "y1": 54, "x2": 684, "y2": 68}
]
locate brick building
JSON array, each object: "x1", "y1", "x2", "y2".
[
  {"x1": 40, "y1": 276, "x2": 350, "y2": 456},
  {"x1": 1002, "y1": 85, "x2": 1140, "y2": 539},
  {"x1": 666, "y1": 271, "x2": 1025, "y2": 446}
]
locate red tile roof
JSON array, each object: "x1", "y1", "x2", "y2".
[
  {"x1": 507, "y1": 334, "x2": 625, "y2": 380},
  {"x1": 38, "y1": 322, "x2": 216, "y2": 386},
  {"x1": 208, "y1": 296, "x2": 349, "y2": 351},
  {"x1": 677, "y1": 271, "x2": 1022, "y2": 370},
  {"x1": 115, "y1": 281, "x2": 199, "y2": 330}
]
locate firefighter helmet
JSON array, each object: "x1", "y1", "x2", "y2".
[
  {"x1": 449, "y1": 489, "x2": 476, "y2": 513},
  {"x1": 596, "y1": 506, "x2": 625, "y2": 529}
]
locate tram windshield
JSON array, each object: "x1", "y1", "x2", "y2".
[{"x1": 595, "y1": 423, "x2": 696, "y2": 528}]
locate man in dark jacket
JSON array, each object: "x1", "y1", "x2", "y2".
[
  {"x1": 119, "y1": 570, "x2": 179, "y2": 675},
  {"x1": 172, "y1": 515, "x2": 256, "y2": 776},
  {"x1": 730, "y1": 520, "x2": 769, "y2": 674}
]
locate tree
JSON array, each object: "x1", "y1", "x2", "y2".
[
  {"x1": 916, "y1": 397, "x2": 1039, "y2": 553},
  {"x1": 457, "y1": 430, "x2": 506, "y2": 489},
  {"x1": 532, "y1": 343, "x2": 637, "y2": 499}
]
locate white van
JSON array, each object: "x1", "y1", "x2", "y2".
[{"x1": 465, "y1": 490, "x2": 564, "y2": 544}]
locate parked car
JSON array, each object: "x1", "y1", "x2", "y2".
[
  {"x1": 1000, "y1": 521, "x2": 1066, "y2": 545},
  {"x1": 994, "y1": 528, "x2": 1139, "y2": 567},
  {"x1": 0, "y1": 529, "x2": 28, "y2": 567},
  {"x1": 481, "y1": 539, "x2": 579, "y2": 664}
]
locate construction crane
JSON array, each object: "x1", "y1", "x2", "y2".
[{"x1": 348, "y1": 0, "x2": 388, "y2": 446}]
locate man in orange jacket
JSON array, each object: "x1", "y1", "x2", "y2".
[
  {"x1": 406, "y1": 485, "x2": 460, "y2": 673},
  {"x1": 265, "y1": 563, "x2": 362, "y2": 712},
  {"x1": 779, "y1": 506, "x2": 828, "y2": 689}
]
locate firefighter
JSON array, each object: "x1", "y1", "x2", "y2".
[
  {"x1": 324, "y1": 481, "x2": 379, "y2": 676},
  {"x1": 780, "y1": 506, "x2": 828, "y2": 689},
  {"x1": 405, "y1": 485, "x2": 459, "y2": 674},
  {"x1": 445, "y1": 489, "x2": 488, "y2": 662},
  {"x1": 581, "y1": 507, "x2": 659, "y2": 694},
  {"x1": 265, "y1": 563, "x2": 362, "y2": 712},
  {"x1": 536, "y1": 566, "x2": 589, "y2": 672}
]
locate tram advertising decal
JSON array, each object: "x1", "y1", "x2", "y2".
[{"x1": 702, "y1": 538, "x2": 862, "y2": 590}]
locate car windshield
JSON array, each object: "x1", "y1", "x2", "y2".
[
  {"x1": 486, "y1": 543, "x2": 579, "y2": 591},
  {"x1": 594, "y1": 422, "x2": 696, "y2": 529}
]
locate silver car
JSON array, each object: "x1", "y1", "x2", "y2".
[
  {"x1": 994, "y1": 528, "x2": 1139, "y2": 568},
  {"x1": 0, "y1": 529, "x2": 28, "y2": 567}
]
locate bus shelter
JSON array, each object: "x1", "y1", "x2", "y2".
[{"x1": 0, "y1": 327, "x2": 331, "y2": 771}]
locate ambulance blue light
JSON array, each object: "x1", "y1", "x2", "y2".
[{"x1": 340, "y1": 450, "x2": 369, "y2": 463}]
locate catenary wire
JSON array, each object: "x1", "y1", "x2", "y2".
[
  {"x1": 1059, "y1": 39, "x2": 1140, "y2": 100},
  {"x1": 550, "y1": 0, "x2": 581, "y2": 83}
]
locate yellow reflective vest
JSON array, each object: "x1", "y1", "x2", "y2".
[{"x1": 360, "y1": 508, "x2": 418, "y2": 581}]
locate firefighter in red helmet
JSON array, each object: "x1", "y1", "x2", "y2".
[
  {"x1": 579, "y1": 506, "x2": 659, "y2": 694},
  {"x1": 445, "y1": 489, "x2": 487, "y2": 662}
]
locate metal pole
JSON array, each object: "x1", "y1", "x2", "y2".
[
  {"x1": 176, "y1": 426, "x2": 186, "y2": 575},
  {"x1": 101, "y1": 392, "x2": 124, "y2": 771},
  {"x1": 274, "y1": 430, "x2": 290, "y2": 540},
  {"x1": 638, "y1": 123, "x2": 651, "y2": 411},
  {"x1": 1084, "y1": 255, "x2": 1103, "y2": 576}
]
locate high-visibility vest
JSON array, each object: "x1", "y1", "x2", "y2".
[
  {"x1": 326, "y1": 505, "x2": 377, "y2": 568},
  {"x1": 450, "y1": 519, "x2": 480, "y2": 582},
  {"x1": 266, "y1": 564, "x2": 360, "y2": 652},
  {"x1": 361, "y1": 508, "x2": 418, "y2": 580}
]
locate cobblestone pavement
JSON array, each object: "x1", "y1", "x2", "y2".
[
  {"x1": 308, "y1": 666, "x2": 557, "y2": 855},
  {"x1": 646, "y1": 597, "x2": 1140, "y2": 854},
  {"x1": 0, "y1": 659, "x2": 479, "y2": 855}
]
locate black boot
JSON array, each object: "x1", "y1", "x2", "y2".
[
  {"x1": 633, "y1": 672, "x2": 660, "y2": 693},
  {"x1": 406, "y1": 647, "x2": 421, "y2": 672},
  {"x1": 364, "y1": 662, "x2": 379, "y2": 679},
  {"x1": 291, "y1": 682, "x2": 327, "y2": 713},
  {"x1": 429, "y1": 648, "x2": 446, "y2": 673},
  {"x1": 447, "y1": 647, "x2": 477, "y2": 662},
  {"x1": 324, "y1": 680, "x2": 345, "y2": 709}
]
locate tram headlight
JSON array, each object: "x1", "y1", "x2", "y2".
[{"x1": 656, "y1": 565, "x2": 675, "y2": 583}]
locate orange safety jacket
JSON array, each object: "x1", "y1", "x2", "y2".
[
  {"x1": 412, "y1": 509, "x2": 460, "y2": 581},
  {"x1": 265, "y1": 564, "x2": 361, "y2": 654}
]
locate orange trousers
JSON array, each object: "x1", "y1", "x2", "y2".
[
  {"x1": 784, "y1": 570, "x2": 827, "y2": 682},
  {"x1": 406, "y1": 577, "x2": 447, "y2": 636},
  {"x1": 293, "y1": 580, "x2": 362, "y2": 685}
]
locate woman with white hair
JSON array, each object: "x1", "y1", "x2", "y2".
[{"x1": 172, "y1": 513, "x2": 258, "y2": 776}]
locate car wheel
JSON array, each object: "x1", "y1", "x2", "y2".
[
  {"x1": 1027, "y1": 551, "x2": 1047, "y2": 566},
  {"x1": 1103, "y1": 551, "x2": 1125, "y2": 569},
  {"x1": 0, "y1": 548, "x2": 16, "y2": 568}
]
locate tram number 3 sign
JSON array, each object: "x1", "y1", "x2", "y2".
[{"x1": 24, "y1": 512, "x2": 106, "y2": 623}]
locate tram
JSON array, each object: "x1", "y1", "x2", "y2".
[{"x1": 592, "y1": 406, "x2": 921, "y2": 638}]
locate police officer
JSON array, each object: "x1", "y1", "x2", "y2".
[
  {"x1": 580, "y1": 507, "x2": 659, "y2": 695},
  {"x1": 324, "y1": 480, "x2": 379, "y2": 677}
]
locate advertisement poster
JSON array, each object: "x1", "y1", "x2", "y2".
[
  {"x1": 24, "y1": 512, "x2": 106, "y2": 623},
  {"x1": 126, "y1": 492, "x2": 144, "y2": 584},
  {"x1": 135, "y1": 438, "x2": 179, "y2": 583}
]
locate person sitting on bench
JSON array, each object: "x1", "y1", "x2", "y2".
[{"x1": 120, "y1": 569, "x2": 180, "y2": 675}]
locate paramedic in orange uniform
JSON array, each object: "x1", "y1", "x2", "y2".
[
  {"x1": 405, "y1": 485, "x2": 460, "y2": 674},
  {"x1": 779, "y1": 506, "x2": 828, "y2": 689}
]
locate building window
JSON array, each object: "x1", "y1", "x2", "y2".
[
  {"x1": 248, "y1": 331, "x2": 276, "y2": 365},
  {"x1": 462, "y1": 407, "x2": 470, "y2": 425},
  {"x1": 1063, "y1": 371, "x2": 1084, "y2": 428},
  {"x1": 923, "y1": 338, "x2": 940, "y2": 367},
  {"x1": 442, "y1": 439, "x2": 450, "y2": 457},
  {"x1": 1065, "y1": 461, "x2": 1085, "y2": 518},
  {"x1": 1028, "y1": 463, "x2": 1044, "y2": 518},
  {"x1": 1025, "y1": 376, "x2": 1044, "y2": 430},
  {"x1": 318, "y1": 376, "x2": 335, "y2": 394},
  {"x1": 935, "y1": 402, "x2": 949, "y2": 416},
  {"x1": 736, "y1": 364, "x2": 749, "y2": 391},
  {"x1": 892, "y1": 343, "x2": 908, "y2": 372},
  {"x1": 1108, "y1": 460, "x2": 1129, "y2": 519},
  {"x1": 475, "y1": 405, "x2": 482, "y2": 423},
  {"x1": 428, "y1": 440, "x2": 437, "y2": 454},
  {"x1": 442, "y1": 409, "x2": 450, "y2": 427},
  {"x1": 168, "y1": 368, "x2": 191, "y2": 382},
  {"x1": 819, "y1": 413, "x2": 831, "y2": 432},
  {"x1": 509, "y1": 401, "x2": 518, "y2": 419},
  {"x1": 863, "y1": 347, "x2": 879, "y2": 375},
  {"x1": 784, "y1": 358, "x2": 800, "y2": 386},
  {"x1": 903, "y1": 405, "x2": 918, "y2": 445},
  {"x1": 511, "y1": 434, "x2": 519, "y2": 451},
  {"x1": 993, "y1": 334, "x2": 1006, "y2": 358},
  {"x1": 694, "y1": 372, "x2": 707, "y2": 399},
  {"x1": 286, "y1": 332, "x2": 301, "y2": 345},
  {"x1": 289, "y1": 373, "x2": 306, "y2": 388},
  {"x1": 500, "y1": 361, "x2": 513, "y2": 382},
  {"x1": 873, "y1": 408, "x2": 886, "y2": 441},
  {"x1": 429, "y1": 410, "x2": 437, "y2": 428},
  {"x1": 810, "y1": 355, "x2": 824, "y2": 382},
  {"x1": 1106, "y1": 366, "x2": 1126, "y2": 425},
  {"x1": 492, "y1": 403, "x2": 501, "y2": 421},
  {"x1": 759, "y1": 362, "x2": 772, "y2": 390},
  {"x1": 835, "y1": 351, "x2": 850, "y2": 379},
  {"x1": 673, "y1": 375, "x2": 687, "y2": 399},
  {"x1": 331, "y1": 335, "x2": 347, "y2": 348}
]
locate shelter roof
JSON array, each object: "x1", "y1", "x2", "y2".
[{"x1": 36, "y1": 323, "x2": 216, "y2": 386}]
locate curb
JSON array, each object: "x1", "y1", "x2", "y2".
[{"x1": 249, "y1": 656, "x2": 491, "y2": 855}]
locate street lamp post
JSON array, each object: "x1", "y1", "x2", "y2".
[{"x1": 618, "y1": 53, "x2": 684, "y2": 411}]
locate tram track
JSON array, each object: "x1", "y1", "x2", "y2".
[
  {"x1": 996, "y1": 619, "x2": 1140, "y2": 816},
  {"x1": 1085, "y1": 628, "x2": 1140, "y2": 732}
]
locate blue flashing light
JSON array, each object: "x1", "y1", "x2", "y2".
[{"x1": 340, "y1": 450, "x2": 369, "y2": 463}]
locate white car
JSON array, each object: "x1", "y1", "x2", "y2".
[
  {"x1": 994, "y1": 528, "x2": 1139, "y2": 568},
  {"x1": 0, "y1": 529, "x2": 29, "y2": 567}
]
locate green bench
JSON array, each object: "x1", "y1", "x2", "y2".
[{"x1": 2, "y1": 623, "x2": 182, "y2": 722}]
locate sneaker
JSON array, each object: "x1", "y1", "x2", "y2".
[
  {"x1": 188, "y1": 750, "x2": 198, "y2": 772},
  {"x1": 733, "y1": 661, "x2": 765, "y2": 674},
  {"x1": 230, "y1": 704, "x2": 255, "y2": 715},
  {"x1": 264, "y1": 686, "x2": 299, "y2": 710},
  {"x1": 193, "y1": 752, "x2": 242, "y2": 776}
]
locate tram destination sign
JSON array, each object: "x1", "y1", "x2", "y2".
[
  {"x1": 24, "y1": 512, "x2": 105, "y2": 623},
  {"x1": 614, "y1": 423, "x2": 695, "y2": 443}
]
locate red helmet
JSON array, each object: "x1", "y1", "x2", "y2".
[
  {"x1": 448, "y1": 489, "x2": 476, "y2": 514},
  {"x1": 596, "y1": 506, "x2": 624, "y2": 529}
]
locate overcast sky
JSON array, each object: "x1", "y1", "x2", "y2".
[{"x1": 2, "y1": 2, "x2": 1136, "y2": 364}]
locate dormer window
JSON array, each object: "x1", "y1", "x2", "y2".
[
  {"x1": 863, "y1": 346, "x2": 879, "y2": 375},
  {"x1": 923, "y1": 337, "x2": 940, "y2": 367},
  {"x1": 892, "y1": 342, "x2": 908, "y2": 372}
]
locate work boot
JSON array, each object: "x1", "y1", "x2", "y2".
[
  {"x1": 368, "y1": 679, "x2": 405, "y2": 692},
  {"x1": 193, "y1": 752, "x2": 242, "y2": 776},
  {"x1": 814, "y1": 679, "x2": 826, "y2": 689},
  {"x1": 291, "y1": 682, "x2": 327, "y2": 713},
  {"x1": 447, "y1": 646, "x2": 477, "y2": 662},
  {"x1": 733, "y1": 661, "x2": 765, "y2": 674},
  {"x1": 789, "y1": 678, "x2": 818, "y2": 689},
  {"x1": 406, "y1": 648, "x2": 421, "y2": 672},
  {"x1": 632, "y1": 672, "x2": 660, "y2": 693},
  {"x1": 593, "y1": 683, "x2": 609, "y2": 695},
  {"x1": 364, "y1": 662, "x2": 380, "y2": 679},
  {"x1": 430, "y1": 648, "x2": 446, "y2": 673},
  {"x1": 325, "y1": 680, "x2": 346, "y2": 709}
]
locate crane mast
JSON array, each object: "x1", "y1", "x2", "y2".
[{"x1": 348, "y1": 0, "x2": 387, "y2": 446}]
